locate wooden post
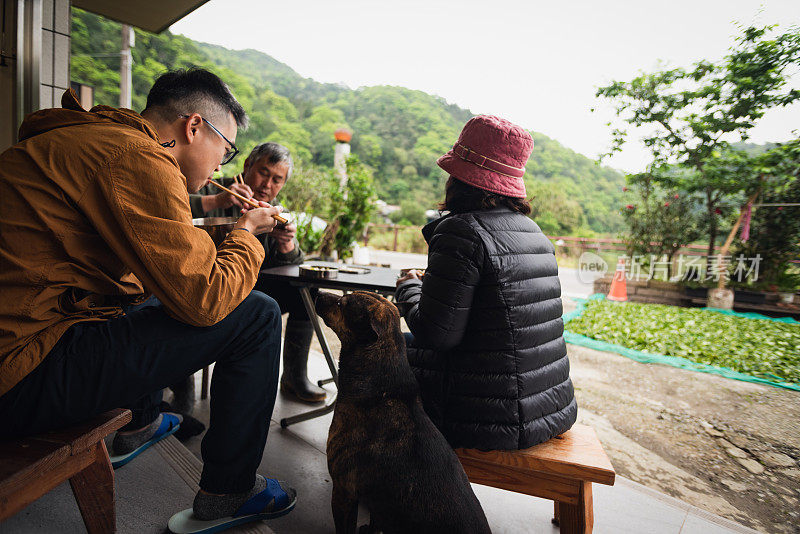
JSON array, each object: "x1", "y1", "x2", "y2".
[
  {"x1": 69, "y1": 441, "x2": 116, "y2": 534},
  {"x1": 393, "y1": 226, "x2": 399, "y2": 251},
  {"x1": 120, "y1": 25, "x2": 134, "y2": 109},
  {"x1": 556, "y1": 481, "x2": 593, "y2": 533},
  {"x1": 716, "y1": 188, "x2": 761, "y2": 289}
]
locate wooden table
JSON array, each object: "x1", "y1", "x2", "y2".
[{"x1": 259, "y1": 261, "x2": 401, "y2": 427}]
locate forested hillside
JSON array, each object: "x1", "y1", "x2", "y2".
[{"x1": 70, "y1": 8, "x2": 625, "y2": 234}]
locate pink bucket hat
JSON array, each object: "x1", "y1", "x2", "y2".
[{"x1": 437, "y1": 115, "x2": 533, "y2": 198}]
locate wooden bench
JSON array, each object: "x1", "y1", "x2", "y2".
[
  {"x1": 456, "y1": 424, "x2": 615, "y2": 534},
  {"x1": 0, "y1": 408, "x2": 131, "y2": 533}
]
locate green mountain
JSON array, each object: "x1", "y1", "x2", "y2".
[{"x1": 70, "y1": 7, "x2": 625, "y2": 234}]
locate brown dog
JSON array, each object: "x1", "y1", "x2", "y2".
[{"x1": 316, "y1": 291, "x2": 491, "y2": 534}]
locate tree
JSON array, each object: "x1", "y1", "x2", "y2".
[
  {"x1": 732, "y1": 139, "x2": 800, "y2": 290},
  {"x1": 279, "y1": 162, "x2": 336, "y2": 253},
  {"x1": 621, "y1": 175, "x2": 703, "y2": 279},
  {"x1": 319, "y1": 156, "x2": 377, "y2": 259},
  {"x1": 389, "y1": 200, "x2": 427, "y2": 226},
  {"x1": 597, "y1": 24, "x2": 800, "y2": 264},
  {"x1": 529, "y1": 182, "x2": 584, "y2": 235}
]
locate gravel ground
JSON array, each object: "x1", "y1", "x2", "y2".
[{"x1": 569, "y1": 342, "x2": 800, "y2": 533}]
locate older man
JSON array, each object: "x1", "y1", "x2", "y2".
[
  {"x1": 0, "y1": 69, "x2": 296, "y2": 528},
  {"x1": 191, "y1": 143, "x2": 327, "y2": 403}
]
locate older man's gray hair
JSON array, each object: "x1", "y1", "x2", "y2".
[{"x1": 246, "y1": 142, "x2": 293, "y2": 180}]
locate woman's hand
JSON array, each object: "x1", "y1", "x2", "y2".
[
  {"x1": 271, "y1": 222, "x2": 297, "y2": 253},
  {"x1": 396, "y1": 269, "x2": 423, "y2": 286},
  {"x1": 234, "y1": 202, "x2": 283, "y2": 235}
]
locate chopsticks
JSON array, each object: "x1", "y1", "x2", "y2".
[
  {"x1": 208, "y1": 178, "x2": 288, "y2": 224},
  {"x1": 234, "y1": 173, "x2": 244, "y2": 185}
]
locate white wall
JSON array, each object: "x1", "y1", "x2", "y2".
[
  {"x1": 0, "y1": 0, "x2": 19, "y2": 150},
  {"x1": 39, "y1": 0, "x2": 71, "y2": 108},
  {"x1": 0, "y1": 0, "x2": 70, "y2": 153}
]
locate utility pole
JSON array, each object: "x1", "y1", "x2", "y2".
[{"x1": 120, "y1": 24, "x2": 133, "y2": 109}]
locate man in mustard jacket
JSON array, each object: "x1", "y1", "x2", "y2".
[{"x1": 0, "y1": 69, "x2": 296, "y2": 524}]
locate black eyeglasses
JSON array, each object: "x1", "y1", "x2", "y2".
[{"x1": 180, "y1": 114, "x2": 239, "y2": 165}]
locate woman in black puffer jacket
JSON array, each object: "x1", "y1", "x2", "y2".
[{"x1": 395, "y1": 115, "x2": 577, "y2": 451}]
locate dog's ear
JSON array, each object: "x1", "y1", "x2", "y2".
[{"x1": 367, "y1": 302, "x2": 399, "y2": 342}]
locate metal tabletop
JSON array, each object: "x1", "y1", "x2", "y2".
[
  {"x1": 259, "y1": 261, "x2": 399, "y2": 294},
  {"x1": 259, "y1": 261, "x2": 402, "y2": 427}
]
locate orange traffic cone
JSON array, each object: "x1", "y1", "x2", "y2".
[{"x1": 607, "y1": 258, "x2": 628, "y2": 302}]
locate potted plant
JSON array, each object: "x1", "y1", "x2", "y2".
[
  {"x1": 733, "y1": 286, "x2": 767, "y2": 305},
  {"x1": 776, "y1": 271, "x2": 800, "y2": 305},
  {"x1": 681, "y1": 279, "x2": 710, "y2": 299},
  {"x1": 778, "y1": 291, "x2": 797, "y2": 305}
]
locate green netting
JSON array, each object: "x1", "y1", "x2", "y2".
[
  {"x1": 701, "y1": 306, "x2": 799, "y2": 324},
  {"x1": 562, "y1": 294, "x2": 800, "y2": 391}
]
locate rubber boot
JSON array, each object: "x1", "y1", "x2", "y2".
[
  {"x1": 169, "y1": 375, "x2": 195, "y2": 415},
  {"x1": 280, "y1": 320, "x2": 327, "y2": 403}
]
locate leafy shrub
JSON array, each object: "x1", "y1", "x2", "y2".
[
  {"x1": 320, "y1": 156, "x2": 377, "y2": 259},
  {"x1": 279, "y1": 162, "x2": 336, "y2": 253}
]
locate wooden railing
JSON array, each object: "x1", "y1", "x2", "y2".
[
  {"x1": 363, "y1": 224, "x2": 720, "y2": 256},
  {"x1": 546, "y1": 236, "x2": 720, "y2": 257},
  {"x1": 363, "y1": 223, "x2": 422, "y2": 252}
]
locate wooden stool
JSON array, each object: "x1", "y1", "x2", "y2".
[
  {"x1": 456, "y1": 424, "x2": 615, "y2": 534},
  {"x1": 0, "y1": 408, "x2": 131, "y2": 533}
]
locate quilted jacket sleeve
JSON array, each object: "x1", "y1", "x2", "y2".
[{"x1": 396, "y1": 217, "x2": 484, "y2": 351}]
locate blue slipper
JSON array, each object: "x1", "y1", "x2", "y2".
[
  {"x1": 167, "y1": 478, "x2": 297, "y2": 534},
  {"x1": 110, "y1": 413, "x2": 181, "y2": 469}
]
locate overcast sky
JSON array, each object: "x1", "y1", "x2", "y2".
[{"x1": 171, "y1": 0, "x2": 800, "y2": 173}]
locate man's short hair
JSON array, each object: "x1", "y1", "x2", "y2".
[
  {"x1": 246, "y1": 143, "x2": 294, "y2": 180},
  {"x1": 143, "y1": 68, "x2": 248, "y2": 129}
]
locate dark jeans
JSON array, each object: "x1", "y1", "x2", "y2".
[{"x1": 0, "y1": 291, "x2": 282, "y2": 494}]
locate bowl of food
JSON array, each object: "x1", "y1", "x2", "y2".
[
  {"x1": 192, "y1": 217, "x2": 238, "y2": 246},
  {"x1": 299, "y1": 264, "x2": 339, "y2": 279},
  {"x1": 338, "y1": 266, "x2": 371, "y2": 275}
]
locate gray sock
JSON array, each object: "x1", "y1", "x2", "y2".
[
  {"x1": 112, "y1": 413, "x2": 181, "y2": 455},
  {"x1": 193, "y1": 475, "x2": 268, "y2": 521}
]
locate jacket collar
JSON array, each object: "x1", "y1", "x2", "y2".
[
  {"x1": 421, "y1": 206, "x2": 516, "y2": 243},
  {"x1": 18, "y1": 89, "x2": 160, "y2": 142},
  {"x1": 421, "y1": 212, "x2": 451, "y2": 243}
]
